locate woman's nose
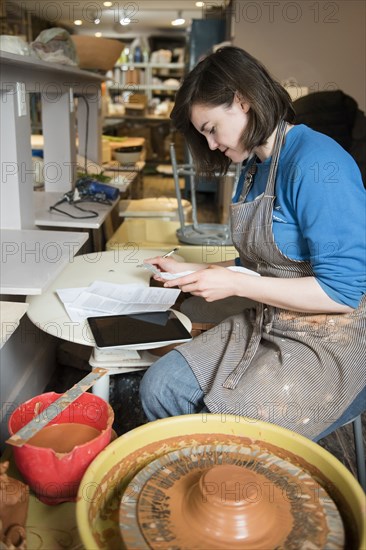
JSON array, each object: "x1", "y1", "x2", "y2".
[{"x1": 206, "y1": 134, "x2": 219, "y2": 150}]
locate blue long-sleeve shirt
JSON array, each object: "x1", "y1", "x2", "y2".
[{"x1": 233, "y1": 124, "x2": 366, "y2": 308}]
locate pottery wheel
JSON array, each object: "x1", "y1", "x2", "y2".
[{"x1": 119, "y1": 444, "x2": 345, "y2": 549}]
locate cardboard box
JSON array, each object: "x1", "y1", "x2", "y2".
[{"x1": 125, "y1": 103, "x2": 146, "y2": 116}]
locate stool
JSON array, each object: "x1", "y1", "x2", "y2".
[
  {"x1": 314, "y1": 388, "x2": 365, "y2": 491},
  {"x1": 119, "y1": 198, "x2": 192, "y2": 222},
  {"x1": 106, "y1": 218, "x2": 238, "y2": 263}
]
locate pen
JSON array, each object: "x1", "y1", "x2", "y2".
[{"x1": 162, "y1": 247, "x2": 179, "y2": 258}]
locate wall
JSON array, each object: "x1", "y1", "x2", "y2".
[{"x1": 231, "y1": 0, "x2": 365, "y2": 111}]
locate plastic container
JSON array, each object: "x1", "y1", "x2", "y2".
[
  {"x1": 8, "y1": 392, "x2": 114, "y2": 505},
  {"x1": 31, "y1": 150, "x2": 44, "y2": 188},
  {"x1": 133, "y1": 45, "x2": 142, "y2": 62}
]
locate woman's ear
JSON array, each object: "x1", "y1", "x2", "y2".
[
  {"x1": 234, "y1": 93, "x2": 250, "y2": 113},
  {"x1": 240, "y1": 101, "x2": 250, "y2": 113}
]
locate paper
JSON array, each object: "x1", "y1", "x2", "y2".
[
  {"x1": 56, "y1": 281, "x2": 181, "y2": 322},
  {"x1": 141, "y1": 263, "x2": 162, "y2": 276},
  {"x1": 159, "y1": 270, "x2": 195, "y2": 280},
  {"x1": 227, "y1": 266, "x2": 260, "y2": 276},
  {"x1": 157, "y1": 265, "x2": 260, "y2": 281}
]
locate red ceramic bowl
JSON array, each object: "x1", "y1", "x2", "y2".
[{"x1": 8, "y1": 392, "x2": 114, "y2": 505}]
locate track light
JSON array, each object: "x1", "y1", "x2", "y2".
[
  {"x1": 120, "y1": 9, "x2": 131, "y2": 25},
  {"x1": 171, "y1": 11, "x2": 185, "y2": 26}
]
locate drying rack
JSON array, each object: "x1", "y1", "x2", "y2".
[{"x1": 170, "y1": 143, "x2": 241, "y2": 245}]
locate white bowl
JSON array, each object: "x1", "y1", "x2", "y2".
[{"x1": 113, "y1": 146, "x2": 142, "y2": 164}]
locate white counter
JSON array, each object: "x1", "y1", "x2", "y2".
[{"x1": 0, "y1": 229, "x2": 88, "y2": 295}]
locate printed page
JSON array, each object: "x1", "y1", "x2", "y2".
[
  {"x1": 57, "y1": 281, "x2": 181, "y2": 319},
  {"x1": 157, "y1": 265, "x2": 260, "y2": 280}
]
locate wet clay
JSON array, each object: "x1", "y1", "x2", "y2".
[
  {"x1": 91, "y1": 433, "x2": 355, "y2": 550},
  {"x1": 27, "y1": 423, "x2": 101, "y2": 453},
  {"x1": 175, "y1": 464, "x2": 293, "y2": 548},
  {"x1": 0, "y1": 461, "x2": 29, "y2": 549},
  {"x1": 120, "y1": 444, "x2": 344, "y2": 550}
]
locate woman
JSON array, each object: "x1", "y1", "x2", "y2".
[{"x1": 139, "y1": 47, "x2": 366, "y2": 440}]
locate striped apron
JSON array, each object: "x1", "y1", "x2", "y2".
[{"x1": 178, "y1": 121, "x2": 366, "y2": 439}]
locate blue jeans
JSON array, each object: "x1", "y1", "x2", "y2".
[
  {"x1": 314, "y1": 385, "x2": 366, "y2": 441},
  {"x1": 140, "y1": 350, "x2": 206, "y2": 419},
  {"x1": 139, "y1": 350, "x2": 366, "y2": 441}
]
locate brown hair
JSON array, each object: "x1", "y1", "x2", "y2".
[{"x1": 171, "y1": 46, "x2": 295, "y2": 175}]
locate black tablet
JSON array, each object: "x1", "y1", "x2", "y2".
[{"x1": 87, "y1": 310, "x2": 192, "y2": 350}]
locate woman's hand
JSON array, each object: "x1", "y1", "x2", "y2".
[
  {"x1": 163, "y1": 264, "x2": 240, "y2": 301},
  {"x1": 143, "y1": 256, "x2": 207, "y2": 275}
]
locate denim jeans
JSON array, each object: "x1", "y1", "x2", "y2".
[
  {"x1": 139, "y1": 350, "x2": 366, "y2": 441},
  {"x1": 139, "y1": 350, "x2": 206, "y2": 420},
  {"x1": 313, "y1": 385, "x2": 366, "y2": 442}
]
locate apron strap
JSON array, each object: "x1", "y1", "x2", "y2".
[
  {"x1": 224, "y1": 120, "x2": 288, "y2": 390},
  {"x1": 264, "y1": 119, "x2": 288, "y2": 197}
]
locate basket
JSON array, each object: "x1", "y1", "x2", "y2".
[{"x1": 71, "y1": 35, "x2": 123, "y2": 72}]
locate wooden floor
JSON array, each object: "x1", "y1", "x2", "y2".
[{"x1": 48, "y1": 172, "x2": 365, "y2": 487}]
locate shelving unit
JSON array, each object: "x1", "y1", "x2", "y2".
[
  {"x1": 0, "y1": 51, "x2": 104, "y2": 225},
  {"x1": 109, "y1": 62, "x2": 184, "y2": 102},
  {"x1": 0, "y1": 51, "x2": 104, "y2": 291},
  {"x1": 0, "y1": 51, "x2": 106, "y2": 450}
]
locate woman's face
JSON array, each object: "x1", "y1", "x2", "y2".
[{"x1": 190, "y1": 96, "x2": 250, "y2": 162}]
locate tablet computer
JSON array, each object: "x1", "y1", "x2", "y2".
[{"x1": 87, "y1": 310, "x2": 192, "y2": 350}]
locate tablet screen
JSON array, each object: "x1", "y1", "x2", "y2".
[{"x1": 87, "y1": 311, "x2": 192, "y2": 349}]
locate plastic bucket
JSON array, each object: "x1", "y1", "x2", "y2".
[{"x1": 8, "y1": 392, "x2": 114, "y2": 505}]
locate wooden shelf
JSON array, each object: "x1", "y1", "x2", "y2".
[{"x1": 108, "y1": 61, "x2": 184, "y2": 101}]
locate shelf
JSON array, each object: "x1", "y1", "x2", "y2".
[
  {"x1": 0, "y1": 51, "x2": 104, "y2": 88},
  {"x1": 0, "y1": 229, "x2": 88, "y2": 295},
  {"x1": 115, "y1": 62, "x2": 184, "y2": 70},
  {"x1": 33, "y1": 191, "x2": 120, "y2": 230},
  {"x1": 109, "y1": 83, "x2": 180, "y2": 91},
  {"x1": 0, "y1": 51, "x2": 104, "y2": 229},
  {"x1": 108, "y1": 61, "x2": 184, "y2": 101}
]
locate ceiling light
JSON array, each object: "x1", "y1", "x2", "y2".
[
  {"x1": 103, "y1": 1, "x2": 113, "y2": 6},
  {"x1": 94, "y1": 18, "x2": 101, "y2": 24},
  {"x1": 120, "y1": 17, "x2": 131, "y2": 26},
  {"x1": 196, "y1": 1, "x2": 205, "y2": 6},
  {"x1": 74, "y1": 19, "x2": 83, "y2": 25},
  {"x1": 171, "y1": 11, "x2": 185, "y2": 26}
]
